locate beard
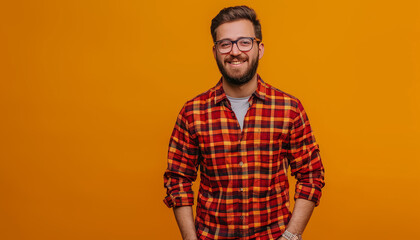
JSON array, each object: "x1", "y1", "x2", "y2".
[{"x1": 216, "y1": 53, "x2": 259, "y2": 86}]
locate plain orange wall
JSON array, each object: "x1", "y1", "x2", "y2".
[{"x1": 1, "y1": 0, "x2": 419, "y2": 239}]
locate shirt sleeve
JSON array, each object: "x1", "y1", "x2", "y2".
[
  {"x1": 288, "y1": 100, "x2": 325, "y2": 206},
  {"x1": 163, "y1": 104, "x2": 200, "y2": 208}
]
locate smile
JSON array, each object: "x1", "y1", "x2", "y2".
[{"x1": 227, "y1": 60, "x2": 246, "y2": 66}]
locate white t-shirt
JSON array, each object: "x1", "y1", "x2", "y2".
[{"x1": 226, "y1": 95, "x2": 251, "y2": 130}]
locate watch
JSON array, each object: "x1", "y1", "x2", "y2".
[{"x1": 282, "y1": 230, "x2": 302, "y2": 240}]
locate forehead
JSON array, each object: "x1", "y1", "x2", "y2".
[{"x1": 215, "y1": 19, "x2": 255, "y2": 41}]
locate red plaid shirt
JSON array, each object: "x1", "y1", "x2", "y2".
[{"x1": 163, "y1": 76, "x2": 325, "y2": 239}]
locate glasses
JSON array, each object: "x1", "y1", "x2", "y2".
[{"x1": 214, "y1": 37, "x2": 261, "y2": 54}]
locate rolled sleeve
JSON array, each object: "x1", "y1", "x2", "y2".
[
  {"x1": 163, "y1": 104, "x2": 200, "y2": 208},
  {"x1": 163, "y1": 184, "x2": 195, "y2": 208},
  {"x1": 288, "y1": 100, "x2": 325, "y2": 206}
]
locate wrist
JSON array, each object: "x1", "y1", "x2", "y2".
[
  {"x1": 183, "y1": 235, "x2": 198, "y2": 240},
  {"x1": 282, "y1": 230, "x2": 302, "y2": 240}
]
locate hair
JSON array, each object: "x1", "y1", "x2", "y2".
[{"x1": 211, "y1": 6, "x2": 262, "y2": 42}]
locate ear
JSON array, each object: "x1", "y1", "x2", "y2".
[
  {"x1": 213, "y1": 46, "x2": 217, "y2": 59},
  {"x1": 258, "y1": 42, "x2": 264, "y2": 59}
]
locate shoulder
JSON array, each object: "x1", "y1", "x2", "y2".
[
  {"x1": 186, "y1": 88, "x2": 214, "y2": 105},
  {"x1": 178, "y1": 85, "x2": 216, "y2": 117},
  {"x1": 263, "y1": 81, "x2": 303, "y2": 110}
]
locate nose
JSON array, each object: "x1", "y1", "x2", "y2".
[{"x1": 230, "y1": 42, "x2": 241, "y2": 56}]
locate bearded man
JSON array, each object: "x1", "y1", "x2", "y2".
[{"x1": 163, "y1": 6, "x2": 325, "y2": 240}]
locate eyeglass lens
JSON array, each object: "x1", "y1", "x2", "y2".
[{"x1": 217, "y1": 38, "x2": 254, "y2": 53}]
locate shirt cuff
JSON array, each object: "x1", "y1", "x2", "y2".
[
  {"x1": 294, "y1": 183, "x2": 323, "y2": 206},
  {"x1": 163, "y1": 191, "x2": 195, "y2": 208}
]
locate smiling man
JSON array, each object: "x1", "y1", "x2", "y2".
[{"x1": 163, "y1": 6, "x2": 325, "y2": 240}]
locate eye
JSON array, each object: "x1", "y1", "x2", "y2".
[
  {"x1": 239, "y1": 39, "x2": 252, "y2": 46},
  {"x1": 219, "y1": 41, "x2": 232, "y2": 48}
]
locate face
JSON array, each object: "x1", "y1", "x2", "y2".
[{"x1": 213, "y1": 19, "x2": 264, "y2": 86}]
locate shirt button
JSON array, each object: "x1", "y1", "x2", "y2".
[
  {"x1": 239, "y1": 161, "x2": 243, "y2": 166},
  {"x1": 240, "y1": 188, "x2": 244, "y2": 192}
]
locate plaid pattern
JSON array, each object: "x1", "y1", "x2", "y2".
[{"x1": 163, "y1": 76, "x2": 325, "y2": 239}]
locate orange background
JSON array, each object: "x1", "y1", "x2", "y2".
[{"x1": 1, "y1": 1, "x2": 419, "y2": 239}]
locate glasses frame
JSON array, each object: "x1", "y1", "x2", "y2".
[{"x1": 214, "y1": 37, "x2": 261, "y2": 54}]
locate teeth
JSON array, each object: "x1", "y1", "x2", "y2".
[{"x1": 231, "y1": 61, "x2": 242, "y2": 65}]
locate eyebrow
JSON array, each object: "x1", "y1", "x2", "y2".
[{"x1": 216, "y1": 36, "x2": 255, "y2": 42}]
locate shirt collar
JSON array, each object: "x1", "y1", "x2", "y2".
[{"x1": 213, "y1": 74, "x2": 267, "y2": 105}]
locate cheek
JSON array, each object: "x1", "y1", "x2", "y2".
[{"x1": 216, "y1": 55, "x2": 226, "y2": 64}]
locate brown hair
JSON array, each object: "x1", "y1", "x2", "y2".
[{"x1": 211, "y1": 6, "x2": 262, "y2": 42}]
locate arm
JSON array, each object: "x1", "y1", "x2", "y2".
[
  {"x1": 163, "y1": 104, "x2": 200, "y2": 238},
  {"x1": 173, "y1": 206, "x2": 198, "y2": 240},
  {"x1": 285, "y1": 100, "x2": 325, "y2": 239},
  {"x1": 279, "y1": 199, "x2": 315, "y2": 239}
]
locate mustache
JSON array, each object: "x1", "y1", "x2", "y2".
[{"x1": 225, "y1": 55, "x2": 248, "y2": 62}]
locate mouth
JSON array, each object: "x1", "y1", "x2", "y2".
[{"x1": 227, "y1": 59, "x2": 247, "y2": 67}]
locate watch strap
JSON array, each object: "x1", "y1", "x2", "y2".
[{"x1": 282, "y1": 230, "x2": 301, "y2": 240}]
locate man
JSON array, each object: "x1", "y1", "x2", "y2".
[{"x1": 163, "y1": 6, "x2": 325, "y2": 240}]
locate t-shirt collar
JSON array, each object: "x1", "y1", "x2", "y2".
[{"x1": 213, "y1": 74, "x2": 267, "y2": 105}]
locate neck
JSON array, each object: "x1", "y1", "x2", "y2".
[{"x1": 222, "y1": 74, "x2": 258, "y2": 98}]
